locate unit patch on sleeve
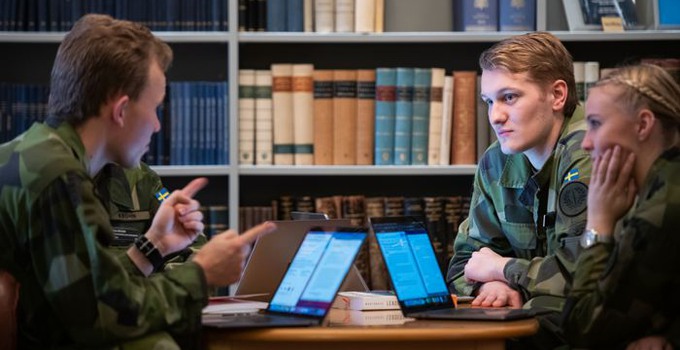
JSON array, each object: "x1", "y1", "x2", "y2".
[{"x1": 558, "y1": 181, "x2": 588, "y2": 217}]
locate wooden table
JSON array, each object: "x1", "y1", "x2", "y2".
[{"x1": 203, "y1": 309, "x2": 539, "y2": 350}]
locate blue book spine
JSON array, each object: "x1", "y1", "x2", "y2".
[
  {"x1": 410, "y1": 68, "x2": 431, "y2": 165},
  {"x1": 499, "y1": 0, "x2": 535, "y2": 31},
  {"x1": 374, "y1": 68, "x2": 397, "y2": 166},
  {"x1": 223, "y1": 82, "x2": 229, "y2": 164},
  {"x1": 169, "y1": 83, "x2": 179, "y2": 165},
  {"x1": 393, "y1": 67, "x2": 414, "y2": 166},
  {"x1": 456, "y1": 0, "x2": 498, "y2": 31},
  {"x1": 182, "y1": 83, "x2": 192, "y2": 164},
  {"x1": 267, "y1": 0, "x2": 287, "y2": 31},
  {"x1": 286, "y1": 0, "x2": 303, "y2": 32}
]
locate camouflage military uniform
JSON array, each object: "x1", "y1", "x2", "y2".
[
  {"x1": 563, "y1": 148, "x2": 680, "y2": 349},
  {"x1": 0, "y1": 122, "x2": 207, "y2": 349},
  {"x1": 447, "y1": 107, "x2": 591, "y2": 309},
  {"x1": 94, "y1": 163, "x2": 207, "y2": 269}
]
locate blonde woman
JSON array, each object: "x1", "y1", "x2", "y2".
[{"x1": 564, "y1": 64, "x2": 680, "y2": 349}]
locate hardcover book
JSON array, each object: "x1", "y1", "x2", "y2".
[
  {"x1": 315, "y1": 0, "x2": 336, "y2": 32},
  {"x1": 410, "y1": 68, "x2": 431, "y2": 166},
  {"x1": 356, "y1": 69, "x2": 376, "y2": 165},
  {"x1": 255, "y1": 70, "x2": 273, "y2": 165},
  {"x1": 427, "y1": 68, "x2": 446, "y2": 166},
  {"x1": 394, "y1": 67, "x2": 414, "y2": 166},
  {"x1": 335, "y1": 0, "x2": 355, "y2": 32},
  {"x1": 292, "y1": 64, "x2": 315, "y2": 165},
  {"x1": 455, "y1": 0, "x2": 499, "y2": 32},
  {"x1": 271, "y1": 64, "x2": 295, "y2": 165},
  {"x1": 333, "y1": 70, "x2": 358, "y2": 165},
  {"x1": 313, "y1": 70, "x2": 335, "y2": 165},
  {"x1": 499, "y1": 0, "x2": 536, "y2": 31},
  {"x1": 238, "y1": 70, "x2": 256, "y2": 165},
  {"x1": 329, "y1": 309, "x2": 412, "y2": 326},
  {"x1": 451, "y1": 71, "x2": 477, "y2": 165},
  {"x1": 374, "y1": 68, "x2": 397, "y2": 166}
]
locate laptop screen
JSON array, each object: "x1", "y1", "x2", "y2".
[
  {"x1": 268, "y1": 227, "x2": 367, "y2": 317},
  {"x1": 371, "y1": 217, "x2": 454, "y2": 312}
]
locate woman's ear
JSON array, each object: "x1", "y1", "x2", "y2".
[
  {"x1": 636, "y1": 108, "x2": 656, "y2": 141},
  {"x1": 551, "y1": 80, "x2": 568, "y2": 112},
  {"x1": 111, "y1": 95, "x2": 130, "y2": 127}
]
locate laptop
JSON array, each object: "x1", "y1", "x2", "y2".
[
  {"x1": 203, "y1": 226, "x2": 367, "y2": 328},
  {"x1": 235, "y1": 219, "x2": 368, "y2": 301},
  {"x1": 369, "y1": 216, "x2": 538, "y2": 321}
]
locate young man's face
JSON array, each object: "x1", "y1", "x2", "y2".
[
  {"x1": 481, "y1": 69, "x2": 560, "y2": 158},
  {"x1": 581, "y1": 85, "x2": 638, "y2": 158},
  {"x1": 117, "y1": 61, "x2": 165, "y2": 168}
]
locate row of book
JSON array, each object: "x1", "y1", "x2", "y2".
[
  {"x1": 238, "y1": 65, "x2": 492, "y2": 167},
  {"x1": 0, "y1": 0, "x2": 229, "y2": 32},
  {"x1": 239, "y1": 194, "x2": 471, "y2": 290},
  {"x1": 0, "y1": 83, "x2": 48, "y2": 144},
  {"x1": 238, "y1": 0, "x2": 536, "y2": 33},
  {"x1": 239, "y1": 0, "x2": 385, "y2": 33}
]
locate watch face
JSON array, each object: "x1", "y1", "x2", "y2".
[{"x1": 580, "y1": 230, "x2": 596, "y2": 248}]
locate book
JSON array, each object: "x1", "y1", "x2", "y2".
[
  {"x1": 394, "y1": 67, "x2": 414, "y2": 166},
  {"x1": 314, "y1": 0, "x2": 335, "y2": 32},
  {"x1": 410, "y1": 68, "x2": 431, "y2": 165},
  {"x1": 374, "y1": 0, "x2": 384, "y2": 32},
  {"x1": 331, "y1": 291, "x2": 400, "y2": 310},
  {"x1": 573, "y1": 61, "x2": 586, "y2": 102},
  {"x1": 427, "y1": 68, "x2": 445, "y2": 166},
  {"x1": 354, "y1": 0, "x2": 376, "y2": 32},
  {"x1": 288, "y1": 0, "x2": 304, "y2": 31},
  {"x1": 328, "y1": 309, "x2": 412, "y2": 326},
  {"x1": 499, "y1": 0, "x2": 536, "y2": 31},
  {"x1": 255, "y1": 70, "x2": 273, "y2": 165},
  {"x1": 271, "y1": 64, "x2": 295, "y2": 165},
  {"x1": 335, "y1": 0, "x2": 355, "y2": 32},
  {"x1": 332, "y1": 69, "x2": 358, "y2": 165},
  {"x1": 439, "y1": 75, "x2": 454, "y2": 166},
  {"x1": 384, "y1": 0, "x2": 453, "y2": 31},
  {"x1": 451, "y1": 71, "x2": 477, "y2": 165},
  {"x1": 313, "y1": 70, "x2": 335, "y2": 165},
  {"x1": 584, "y1": 61, "x2": 600, "y2": 101},
  {"x1": 304, "y1": 0, "x2": 314, "y2": 31},
  {"x1": 374, "y1": 68, "x2": 397, "y2": 166},
  {"x1": 454, "y1": 0, "x2": 499, "y2": 32},
  {"x1": 238, "y1": 69, "x2": 256, "y2": 165},
  {"x1": 356, "y1": 69, "x2": 376, "y2": 165},
  {"x1": 292, "y1": 64, "x2": 315, "y2": 165},
  {"x1": 267, "y1": 0, "x2": 288, "y2": 31}
]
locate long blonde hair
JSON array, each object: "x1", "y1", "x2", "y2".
[{"x1": 593, "y1": 64, "x2": 680, "y2": 146}]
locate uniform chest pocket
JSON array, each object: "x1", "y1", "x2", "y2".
[{"x1": 501, "y1": 221, "x2": 536, "y2": 255}]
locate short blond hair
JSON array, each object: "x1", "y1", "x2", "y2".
[{"x1": 479, "y1": 32, "x2": 578, "y2": 118}]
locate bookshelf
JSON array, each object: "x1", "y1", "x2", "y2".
[{"x1": 1, "y1": 0, "x2": 680, "y2": 231}]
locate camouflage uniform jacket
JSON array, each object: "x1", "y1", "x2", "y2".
[
  {"x1": 564, "y1": 148, "x2": 680, "y2": 349},
  {"x1": 93, "y1": 163, "x2": 207, "y2": 268},
  {"x1": 0, "y1": 122, "x2": 207, "y2": 348},
  {"x1": 447, "y1": 109, "x2": 591, "y2": 307}
]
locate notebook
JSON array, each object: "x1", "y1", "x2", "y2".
[
  {"x1": 369, "y1": 216, "x2": 538, "y2": 321},
  {"x1": 203, "y1": 226, "x2": 367, "y2": 328},
  {"x1": 234, "y1": 219, "x2": 368, "y2": 301}
]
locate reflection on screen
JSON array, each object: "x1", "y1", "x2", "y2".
[
  {"x1": 268, "y1": 230, "x2": 366, "y2": 317},
  {"x1": 374, "y1": 222, "x2": 450, "y2": 308}
]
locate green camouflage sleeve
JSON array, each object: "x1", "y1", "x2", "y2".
[
  {"x1": 32, "y1": 171, "x2": 207, "y2": 345},
  {"x1": 447, "y1": 165, "x2": 512, "y2": 296},
  {"x1": 563, "y1": 157, "x2": 680, "y2": 348}
]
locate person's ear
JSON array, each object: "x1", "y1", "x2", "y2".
[
  {"x1": 636, "y1": 108, "x2": 656, "y2": 141},
  {"x1": 111, "y1": 95, "x2": 130, "y2": 127},
  {"x1": 550, "y1": 80, "x2": 568, "y2": 112}
]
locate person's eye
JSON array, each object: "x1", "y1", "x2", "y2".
[
  {"x1": 482, "y1": 97, "x2": 492, "y2": 106},
  {"x1": 503, "y1": 93, "x2": 518, "y2": 104},
  {"x1": 587, "y1": 119, "x2": 601, "y2": 129}
]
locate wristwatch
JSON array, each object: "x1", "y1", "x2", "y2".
[
  {"x1": 134, "y1": 235, "x2": 164, "y2": 271},
  {"x1": 580, "y1": 228, "x2": 613, "y2": 249}
]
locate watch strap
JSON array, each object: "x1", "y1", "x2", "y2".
[{"x1": 134, "y1": 235, "x2": 164, "y2": 271}]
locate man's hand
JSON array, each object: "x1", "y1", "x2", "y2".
[
  {"x1": 147, "y1": 177, "x2": 209, "y2": 256},
  {"x1": 193, "y1": 222, "x2": 277, "y2": 287},
  {"x1": 626, "y1": 336, "x2": 673, "y2": 350},
  {"x1": 471, "y1": 280, "x2": 523, "y2": 308},
  {"x1": 464, "y1": 247, "x2": 511, "y2": 283}
]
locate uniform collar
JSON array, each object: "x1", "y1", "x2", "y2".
[{"x1": 50, "y1": 122, "x2": 91, "y2": 175}]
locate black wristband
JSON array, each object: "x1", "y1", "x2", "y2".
[{"x1": 134, "y1": 235, "x2": 164, "y2": 271}]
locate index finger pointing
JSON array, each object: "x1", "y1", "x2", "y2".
[
  {"x1": 181, "y1": 177, "x2": 209, "y2": 198},
  {"x1": 239, "y1": 221, "x2": 277, "y2": 245}
]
